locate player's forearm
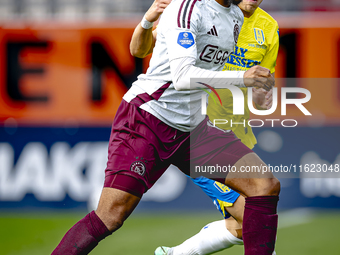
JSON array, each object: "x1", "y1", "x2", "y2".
[
  {"x1": 130, "y1": 24, "x2": 154, "y2": 58},
  {"x1": 170, "y1": 57, "x2": 245, "y2": 91},
  {"x1": 130, "y1": 0, "x2": 170, "y2": 58}
]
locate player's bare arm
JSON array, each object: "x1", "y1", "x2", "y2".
[{"x1": 130, "y1": 0, "x2": 171, "y2": 58}]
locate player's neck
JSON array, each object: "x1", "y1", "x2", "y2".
[{"x1": 215, "y1": 0, "x2": 231, "y2": 8}]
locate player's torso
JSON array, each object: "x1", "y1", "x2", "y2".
[
  {"x1": 208, "y1": 8, "x2": 277, "y2": 148},
  {"x1": 193, "y1": 1, "x2": 242, "y2": 71},
  {"x1": 125, "y1": 0, "x2": 243, "y2": 132},
  {"x1": 224, "y1": 8, "x2": 272, "y2": 72},
  {"x1": 146, "y1": 0, "x2": 243, "y2": 76}
]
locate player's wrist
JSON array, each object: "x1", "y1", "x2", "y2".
[{"x1": 141, "y1": 14, "x2": 155, "y2": 29}]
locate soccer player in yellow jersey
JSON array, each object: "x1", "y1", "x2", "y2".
[
  {"x1": 208, "y1": 0, "x2": 279, "y2": 150},
  {"x1": 130, "y1": 1, "x2": 279, "y2": 255}
]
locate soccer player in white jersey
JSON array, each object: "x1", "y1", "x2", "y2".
[
  {"x1": 52, "y1": 1, "x2": 279, "y2": 254},
  {"x1": 130, "y1": 1, "x2": 279, "y2": 255}
]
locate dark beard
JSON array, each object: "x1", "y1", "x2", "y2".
[
  {"x1": 232, "y1": 0, "x2": 242, "y2": 5},
  {"x1": 223, "y1": 0, "x2": 233, "y2": 6}
]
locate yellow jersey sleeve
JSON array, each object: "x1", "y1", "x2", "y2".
[{"x1": 260, "y1": 24, "x2": 279, "y2": 73}]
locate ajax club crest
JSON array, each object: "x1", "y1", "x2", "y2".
[
  {"x1": 130, "y1": 161, "x2": 146, "y2": 176},
  {"x1": 254, "y1": 28, "x2": 265, "y2": 45}
]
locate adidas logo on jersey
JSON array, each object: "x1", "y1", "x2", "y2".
[{"x1": 207, "y1": 26, "x2": 218, "y2": 36}]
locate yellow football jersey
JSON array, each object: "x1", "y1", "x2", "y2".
[{"x1": 207, "y1": 7, "x2": 279, "y2": 149}]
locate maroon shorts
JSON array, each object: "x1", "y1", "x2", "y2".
[{"x1": 104, "y1": 100, "x2": 252, "y2": 197}]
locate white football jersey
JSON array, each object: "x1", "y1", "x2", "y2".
[{"x1": 124, "y1": 0, "x2": 244, "y2": 132}]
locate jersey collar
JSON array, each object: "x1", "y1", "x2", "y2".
[{"x1": 208, "y1": 0, "x2": 232, "y2": 14}]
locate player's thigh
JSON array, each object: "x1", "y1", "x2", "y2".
[
  {"x1": 188, "y1": 123, "x2": 253, "y2": 181},
  {"x1": 101, "y1": 138, "x2": 170, "y2": 231},
  {"x1": 225, "y1": 195, "x2": 245, "y2": 224},
  {"x1": 191, "y1": 177, "x2": 242, "y2": 219},
  {"x1": 96, "y1": 187, "x2": 141, "y2": 232},
  {"x1": 225, "y1": 153, "x2": 280, "y2": 197}
]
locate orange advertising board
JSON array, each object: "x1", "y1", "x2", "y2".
[
  {"x1": 0, "y1": 22, "x2": 151, "y2": 125},
  {"x1": 0, "y1": 17, "x2": 339, "y2": 126}
]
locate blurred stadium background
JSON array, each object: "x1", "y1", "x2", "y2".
[{"x1": 1, "y1": 0, "x2": 340, "y2": 254}]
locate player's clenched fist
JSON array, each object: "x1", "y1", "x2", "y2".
[
  {"x1": 244, "y1": 65, "x2": 274, "y2": 91},
  {"x1": 145, "y1": 0, "x2": 172, "y2": 23}
]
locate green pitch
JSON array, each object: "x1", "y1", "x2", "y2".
[{"x1": 0, "y1": 210, "x2": 339, "y2": 255}]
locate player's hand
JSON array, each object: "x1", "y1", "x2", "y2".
[
  {"x1": 145, "y1": 0, "x2": 172, "y2": 23},
  {"x1": 252, "y1": 87, "x2": 267, "y2": 109},
  {"x1": 244, "y1": 66, "x2": 274, "y2": 91},
  {"x1": 252, "y1": 88, "x2": 273, "y2": 110},
  {"x1": 265, "y1": 88, "x2": 273, "y2": 109}
]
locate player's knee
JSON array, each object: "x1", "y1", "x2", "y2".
[
  {"x1": 95, "y1": 207, "x2": 127, "y2": 232},
  {"x1": 246, "y1": 177, "x2": 280, "y2": 197},
  {"x1": 270, "y1": 177, "x2": 280, "y2": 196},
  {"x1": 262, "y1": 177, "x2": 280, "y2": 196},
  {"x1": 100, "y1": 213, "x2": 125, "y2": 232},
  {"x1": 107, "y1": 217, "x2": 125, "y2": 232}
]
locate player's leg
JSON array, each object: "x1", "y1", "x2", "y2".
[
  {"x1": 52, "y1": 187, "x2": 140, "y2": 255},
  {"x1": 225, "y1": 195, "x2": 277, "y2": 255},
  {"x1": 225, "y1": 152, "x2": 280, "y2": 197},
  {"x1": 95, "y1": 187, "x2": 141, "y2": 231},
  {"x1": 155, "y1": 179, "x2": 244, "y2": 255},
  {"x1": 154, "y1": 186, "x2": 277, "y2": 255},
  {"x1": 223, "y1": 152, "x2": 280, "y2": 255},
  {"x1": 189, "y1": 177, "x2": 245, "y2": 240},
  {"x1": 224, "y1": 216, "x2": 243, "y2": 239},
  {"x1": 176, "y1": 192, "x2": 278, "y2": 255},
  {"x1": 155, "y1": 218, "x2": 243, "y2": 255},
  {"x1": 53, "y1": 100, "x2": 174, "y2": 254},
  {"x1": 223, "y1": 195, "x2": 245, "y2": 239},
  {"x1": 153, "y1": 179, "x2": 274, "y2": 255},
  {"x1": 190, "y1": 121, "x2": 280, "y2": 255}
]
